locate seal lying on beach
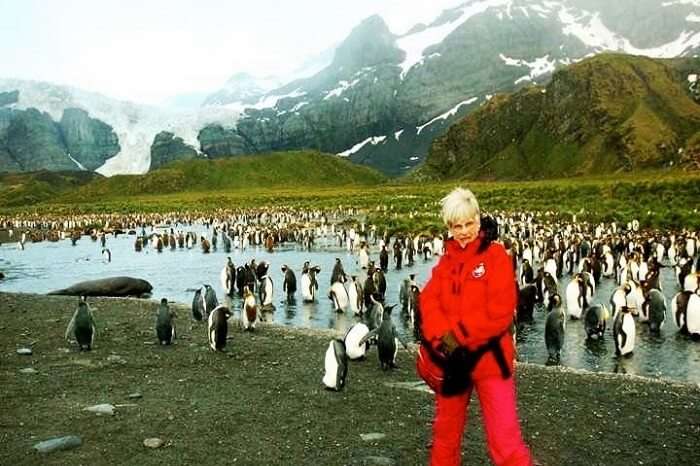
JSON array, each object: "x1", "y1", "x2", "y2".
[{"x1": 48, "y1": 276, "x2": 153, "y2": 298}]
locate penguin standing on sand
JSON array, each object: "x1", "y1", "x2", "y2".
[
  {"x1": 101, "y1": 248, "x2": 111, "y2": 263},
  {"x1": 155, "y1": 298, "x2": 176, "y2": 345},
  {"x1": 208, "y1": 305, "x2": 233, "y2": 351},
  {"x1": 281, "y1": 265, "x2": 297, "y2": 303},
  {"x1": 343, "y1": 322, "x2": 371, "y2": 360},
  {"x1": 241, "y1": 286, "x2": 258, "y2": 331},
  {"x1": 197, "y1": 284, "x2": 218, "y2": 321},
  {"x1": 359, "y1": 304, "x2": 407, "y2": 370},
  {"x1": 192, "y1": 288, "x2": 204, "y2": 321},
  {"x1": 322, "y1": 339, "x2": 348, "y2": 391},
  {"x1": 544, "y1": 294, "x2": 565, "y2": 365},
  {"x1": 65, "y1": 297, "x2": 96, "y2": 351}
]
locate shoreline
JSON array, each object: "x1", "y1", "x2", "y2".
[{"x1": 3, "y1": 290, "x2": 698, "y2": 390}]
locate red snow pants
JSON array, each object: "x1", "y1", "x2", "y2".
[{"x1": 430, "y1": 375, "x2": 532, "y2": 466}]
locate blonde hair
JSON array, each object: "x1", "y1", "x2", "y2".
[{"x1": 440, "y1": 187, "x2": 480, "y2": 226}]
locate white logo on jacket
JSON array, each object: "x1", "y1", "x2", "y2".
[{"x1": 472, "y1": 262, "x2": 486, "y2": 278}]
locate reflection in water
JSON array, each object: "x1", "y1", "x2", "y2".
[{"x1": 1, "y1": 232, "x2": 699, "y2": 384}]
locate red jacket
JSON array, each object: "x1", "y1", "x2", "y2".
[{"x1": 419, "y1": 238, "x2": 517, "y2": 380}]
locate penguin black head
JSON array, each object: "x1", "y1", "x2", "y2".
[
  {"x1": 160, "y1": 298, "x2": 168, "y2": 305},
  {"x1": 281, "y1": 265, "x2": 288, "y2": 272},
  {"x1": 383, "y1": 304, "x2": 397, "y2": 317}
]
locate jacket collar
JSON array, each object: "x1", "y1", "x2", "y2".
[{"x1": 445, "y1": 237, "x2": 484, "y2": 256}]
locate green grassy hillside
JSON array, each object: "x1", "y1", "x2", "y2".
[
  {"x1": 56, "y1": 150, "x2": 385, "y2": 201},
  {"x1": 0, "y1": 170, "x2": 101, "y2": 207},
  {"x1": 419, "y1": 53, "x2": 700, "y2": 180}
]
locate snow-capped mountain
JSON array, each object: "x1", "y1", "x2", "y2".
[
  {"x1": 195, "y1": 0, "x2": 700, "y2": 176},
  {"x1": 1, "y1": 0, "x2": 699, "y2": 177}
]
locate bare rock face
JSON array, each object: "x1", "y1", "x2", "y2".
[
  {"x1": 150, "y1": 131, "x2": 198, "y2": 169},
  {"x1": 0, "y1": 102, "x2": 118, "y2": 173},
  {"x1": 59, "y1": 107, "x2": 120, "y2": 170}
]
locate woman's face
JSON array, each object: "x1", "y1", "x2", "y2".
[{"x1": 449, "y1": 216, "x2": 481, "y2": 248}]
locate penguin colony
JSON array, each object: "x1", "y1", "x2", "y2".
[{"x1": 6, "y1": 208, "x2": 699, "y2": 385}]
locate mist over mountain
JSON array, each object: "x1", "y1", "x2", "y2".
[{"x1": 1, "y1": 0, "x2": 698, "y2": 177}]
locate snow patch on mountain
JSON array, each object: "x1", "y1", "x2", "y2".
[
  {"x1": 337, "y1": 135, "x2": 387, "y2": 157},
  {"x1": 324, "y1": 79, "x2": 361, "y2": 100},
  {"x1": 662, "y1": 0, "x2": 700, "y2": 7},
  {"x1": 396, "y1": 0, "x2": 511, "y2": 78},
  {"x1": 416, "y1": 97, "x2": 478, "y2": 135},
  {"x1": 500, "y1": 53, "x2": 557, "y2": 84},
  {"x1": 688, "y1": 13, "x2": 700, "y2": 22},
  {"x1": 394, "y1": 129, "x2": 404, "y2": 141},
  {"x1": 558, "y1": 7, "x2": 700, "y2": 57}
]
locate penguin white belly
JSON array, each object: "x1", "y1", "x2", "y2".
[
  {"x1": 220, "y1": 267, "x2": 229, "y2": 294},
  {"x1": 347, "y1": 283, "x2": 359, "y2": 314},
  {"x1": 301, "y1": 274, "x2": 313, "y2": 301},
  {"x1": 322, "y1": 341, "x2": 339, "y2": 389},
  {"x1": 344, "y1": 324, "x2": 369, "y2": 360},
  {"x1": 638, "y1": 262, "x2": 648, "y2": 282},
  {"x1": 618, "y1": 314, "x2": 636, "y2": 355},
  {"x1": 611, "y1": 289, "x2": 627, "y2": 314},
  {"x1": 207, "y1": 312, "x2": 217, "y2": 351},
  {"x1": 544, "y1": 259, "x2": 557, "y2": 279},
  {"x1": 687, "y1": 294, "x2": 700, "y2": 337},
  {"x1": 243, "y1": 296, "x2": 257, "y2": 329},
  {"x1": 359, "y1": 250, "x2": 369, "y2": 268},
  {"x1": 523, "y1": 249, "x2": 533, "y2": 265},
  {"x1": 603, "y1": 254, "x2": 615, "y2": 277},
  {"x1": 262, "y1": 278, "x2": 273, "y2": 306},
  {"x1": 330, "y1": 282, "x2": 349, "y2": 311},
  {"x1": 683, "y1": 273, "x2": 699, "y2": 293},
  {"x1": 565, "y1": 281, "x2": 583, "y2": 319}
]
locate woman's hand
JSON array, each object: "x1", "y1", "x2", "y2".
[{"x1": 440, "y1": 330, "x2": 459, "y2": 355}]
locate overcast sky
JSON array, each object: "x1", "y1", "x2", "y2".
[{"x1": 0, "y1": 0, "x2": 463, "y2": 104}]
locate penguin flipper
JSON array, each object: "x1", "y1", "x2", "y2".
[
  {"x1": 65, "y1": 312, "x2": 77, "y2": 341},
  {"x1": 358, "y1": 329, "x2": 378, "y2": 346}
]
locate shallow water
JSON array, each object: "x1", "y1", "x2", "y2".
[{"x1": 1, "y1": 228, "x2": 699, "y2": 385}]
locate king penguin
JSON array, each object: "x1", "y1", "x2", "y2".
[
  {"x1": 208, "y1": 305, "x2": 232, "y2": 351},
  {"x1": 65, "y1": 296, "x2": 96, "y2": 351},
  {"x1": 322, "y1": 339, "x2": 348, "y2": 391},
  {"x1": 155, "y1": 298, "x2": 176, "y2": 345}
]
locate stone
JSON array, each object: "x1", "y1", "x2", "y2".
[
  {"x1": 19, "y1": 367, "x2": 37, "y2": 374},
  {"x1": 83, "y1": 403, "x2": 115, "y2": 415},
  {"x1": 33, "y1": 435, "x2": 82, "y2": 454},
  {"x1": 360, "y1": 433, "x2": 386, "y2": 442},
  {"x1": 143, "y1": 438, "x2": 164, "y2": 448},
  {"x1": 128, "y1": 393, "x2": 143, "y2": 399},
  {"x1": 16, "y1": 347, "x2": 32, "y2": 355},
  {"x1": 352, "y1": 457, "x2": 396, "y2": 466}
]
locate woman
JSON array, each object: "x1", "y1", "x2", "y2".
[{"x1": 418, "y1": 187, "x2": 533, "y2": 466}]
